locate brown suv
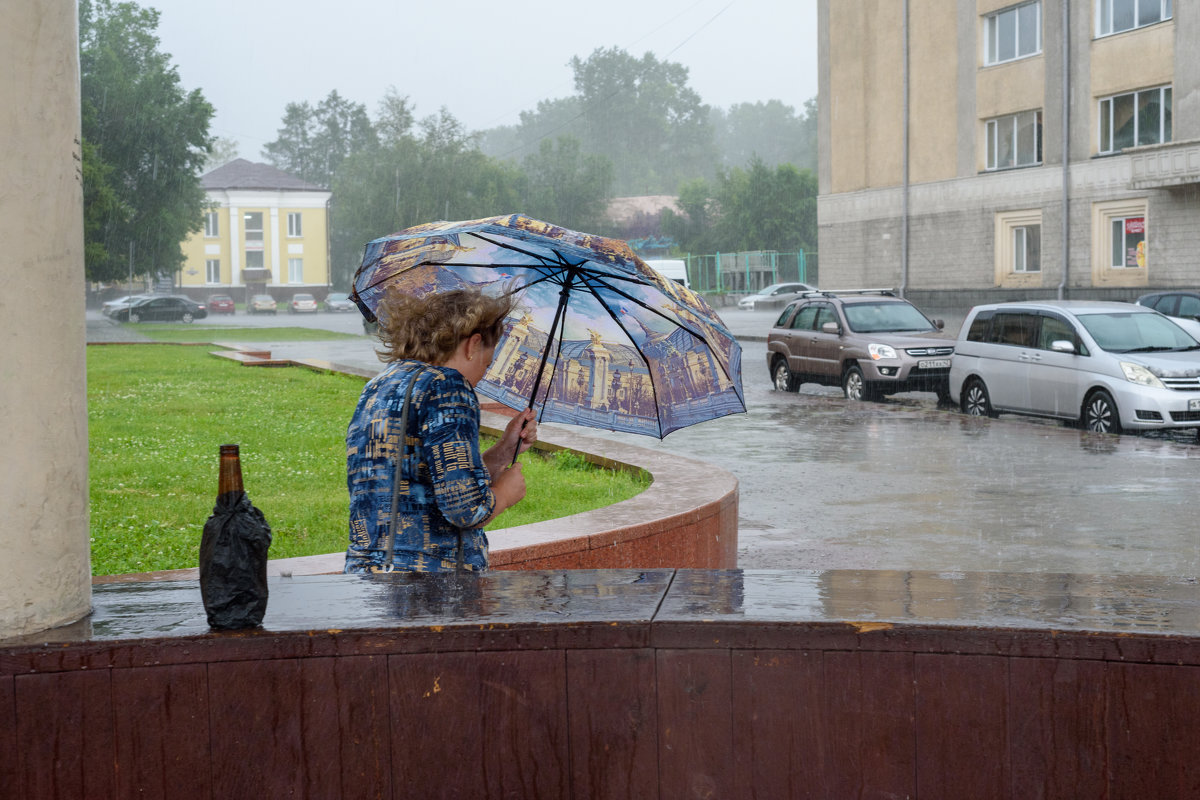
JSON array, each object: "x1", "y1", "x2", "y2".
[{"x1": 766, "y1": 290, "x2": 954, "y2": 402}]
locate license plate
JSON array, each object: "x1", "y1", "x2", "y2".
[
  {"x1": 918, "y1": 359, "x2": 951, "y2": 369},
  {"x1": 1189, "y1": 399, "x2": 1200, "y2": 411}
]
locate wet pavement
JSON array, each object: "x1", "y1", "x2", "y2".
[{"x1": 88, "y1": 307, "x2": 1200, "y2": 577}]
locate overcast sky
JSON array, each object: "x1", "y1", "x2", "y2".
[{"x1": 147, "y1": 0, "x2": 818, "y2": 160}]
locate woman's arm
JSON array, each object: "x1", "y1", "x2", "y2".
[{"x1": 481, "y1": 408, "x2": 538, "y2": 481}]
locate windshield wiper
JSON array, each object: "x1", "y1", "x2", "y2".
[{"x1": 1124, "y1": 345, "x2": 1174, "y2": 353}]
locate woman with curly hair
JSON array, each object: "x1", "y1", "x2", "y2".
[{"x1": 344, "y1": 286, "x2": 537, "y2": 573}]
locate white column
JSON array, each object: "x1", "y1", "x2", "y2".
[
  {"x1": 229, "y1": 205, "x2": 241, "y2": 287},
  {"x1": 269, "y1": 205, "x2": 281, "y2": 285},
  {"x1": 0, "y1": 0, "x2": 92, "y2": 637}
]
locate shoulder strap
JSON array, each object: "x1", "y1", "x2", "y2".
[{"x1": 383, "y1": 365, "x2": 426, "y2": 571}]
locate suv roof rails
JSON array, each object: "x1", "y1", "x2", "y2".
[{"x1": 797, "y1": 288, "x2": 897, "y2": 299}]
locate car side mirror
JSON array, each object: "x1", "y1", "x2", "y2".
[
  {"x1": 821, "y1": 321, "x2": 840, "y2": 335},
  {"x1": 1049, "y1": 339, "x2": 1076, "y2": 353},
  {"x1": 933, "y1": 319, "x2": 945, "y2": 330}
]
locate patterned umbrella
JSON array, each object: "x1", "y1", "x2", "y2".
[{"x1": 350, "y1": 214, "x2": 744, "y2": 438}]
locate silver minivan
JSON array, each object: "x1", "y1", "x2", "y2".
[{"x1": 949, "y1": 300, "x2": 1200, "y2": 433}]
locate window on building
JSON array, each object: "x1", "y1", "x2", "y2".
[
  {"x1": 243, "y1": 211, "x2": 264, "y2": 243},
  {"x1": 205, "y1": 259, "x2": 220, "y2": 283},
  {"x1": 1091, "y1": 199, "x2": 1149, "y2": 281},
  {"x1": 1013, "y1": 225, "x2": 1041, "y2": 272},
  {"x1": 1099, "y1": 86, "x2": 1171, "y2": 153},
  {"x1": 287, "y1": 212, "x2": 302, "y2": 237},
  {"x1": 244, "y1": 251, "x2": 264, "y2": 269},
  {"x1": 984, "y1": 2, "x2": 1041, "y2": 65},
  {"x1": 288, "y1": 258, "x2": 304, "y2": 283},
  {"x1": 204, "y1": 212, "x2": 219, "y2": 238},
  {"x1": 986, "y1": 110, "x2": 1042, "y2": 170},
  {"x1": 1110, "y1": 216, "x2": 1145, "y2": 268},
  {"x1": 995, "y1": 209, "x2": 1043, "y2": 285},
  {"x1": 1096, "y1": 0, "x2": 1172, "y2": 37}
]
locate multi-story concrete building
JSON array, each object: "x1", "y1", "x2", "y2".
[
  {"x1": 178, "y1": 159, "x2": 332, "y2": 303},
  {"x1": 817, "y1": 0, "x2": 1197, "y2": 310}
]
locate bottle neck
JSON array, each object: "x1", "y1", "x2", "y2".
[{"x1": 218, "y1": 445, "x2": 244, "y2": 495}]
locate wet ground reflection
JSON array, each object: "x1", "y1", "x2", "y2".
[{"x1": 595, "y1": 342, "x2": 1200, "y2": 576}]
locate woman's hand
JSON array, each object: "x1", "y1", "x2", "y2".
[
  {"x1": 483, "y1": 462, "x2": 526, "y2": 525},
  {"x1": 483, "y1": 409, "x2": 538, "y2": 478}
]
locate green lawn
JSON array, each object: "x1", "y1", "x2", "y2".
[
  {"x1": 88, "y1": 345, "x2": 648, "y2": 575},
  {"x1": 123, "y1": 324, "x2": 363, "y2": 342}
]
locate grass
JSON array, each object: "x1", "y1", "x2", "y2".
[
  {"x1": 123, "y1": 324, "x2": 363, "y2": 343},
  {"x1": 87, "y1": 345, "x2": 648, "y2": 575}
]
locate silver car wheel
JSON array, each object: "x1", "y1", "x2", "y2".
[
  {"x1": 181, "y1": 312, "x2": 194, "y2": 323},
  {"x1": 843, "y1": 366, "x2": 867, "y2": 401},
  {"x1": 1083, "y1": 391, "x2": 1120, "y2": 434},
  {"x1": 962, "y1": 380, "x2": 992, "y2": 417},
  {"x1": 772, "y1": 360, "x2": 796, "y2": 392},
  {"x1": 129, "y1": 312, "x2": 140, "y2": 324}
]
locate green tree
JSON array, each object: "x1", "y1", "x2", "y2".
[
  {"x1": 570, "y1": 47, "x2": 716, "y2": 196},
  {"x1": 202, "y1": 136, "x2": 240, "y2": 173},
  {"x1": 712, "y1": 98, "x2": 817, "y2": 173},
  {"x1": 519, "y1": 135, "x2": 613, "y2": 232},
  {"x1": 328, "y1": 106, "x2": 523, "y2": 289},
  {"x1": 665, "y1": 158, "x2": 817, "y2": 255},
  {"x1": 79, "y1": 0, "x2": 213, "y2": 283},
  {"x1": 263, "y1": 90, "x2": 377, "y2": 188}
]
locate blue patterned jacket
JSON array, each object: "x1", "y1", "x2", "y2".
[{"x1": 344, "y1": 360, "x2": 494, "y2": 573}]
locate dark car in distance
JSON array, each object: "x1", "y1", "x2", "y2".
[
  {"x1": 112, "y1": 296, "x2": 207, "y2": 323},
  {"x1": 767, "y1": 289, "x2": 954, "y2": 402},
  {"x1": 206, "y1": 294, "x2": 236, "y2": 314}
]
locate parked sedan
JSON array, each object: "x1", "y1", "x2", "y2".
[
  {"x1": 950, "y1": 300, "x2": 1200, "y2": 434},
  {"x1": 248, "y1": 294, "x2": 277, "y2": 315},
  {"x1": 206, "y1": 294, "x2": 236, "y2": 314},
  {"x1": 324, "y1": 291, "x2": 356, "y2": 312},
  {"x1": 101, "y1": 294, "x2": 152, "y2": 317},
  {"x1": 113, "y1": 296, "x2": 207, "y2": 323},
  {"x1": 737, "y1": 282, "x2": 817, "y2": 310},
  {"x1": 287, "y1": 293, "x2": 318, "y2": 314}
]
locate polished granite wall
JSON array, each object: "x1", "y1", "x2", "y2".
[{"x1": 5, "y1": 569, "x2": 1200, "y2": 798}]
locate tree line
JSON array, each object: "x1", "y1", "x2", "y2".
[{"x1": 79, "y1": 1, "x2": 818, "y2": 289}]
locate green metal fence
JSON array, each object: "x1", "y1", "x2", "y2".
[{"x1": 682, "y1": 251, "x2": 818, "y2": 295}]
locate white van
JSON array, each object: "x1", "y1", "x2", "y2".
[
  {"x1": 950, "y1": 300, "x2": 1200, "y2": 434},
  {"x1": 644, "y1": 259, "x2": 690, "y2": 289}
]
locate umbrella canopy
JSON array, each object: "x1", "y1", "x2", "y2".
[{"x1": 351, "y1": 214, "x2": 744, "y2": 438}]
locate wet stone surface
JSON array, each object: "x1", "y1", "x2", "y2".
[{"x1": 598, "y1": 340, "x2": 1200, "y2": 577}]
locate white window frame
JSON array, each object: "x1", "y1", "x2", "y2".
[
  {"x1": 986, "y1": 110, "x2": 1042, "y2": 170},
  {"x1": 287, "y1": 212, "x2": 302, "y2": 237},
  {"x1": 1091, "y1": 199, "x2": 1150, "y2": 286},
  {"x1": 288, "y1": 258, "x2": 304, "y2": 284},
  {"x1": 1098, "y1": 85, "x2": 1171, "y2": 154},
  {"x1": 984, "y1": 1, "x2": 1042, "y2": 66},
  {"x1": 204, "y1": 211, "x2": 219, "y2": 238},
  {"x1": 243, "y1": 211, "x2": 264, "y2": 244},
  {"x1": 1109, "y1": 216, "x2": 1146, "y2": 269},
  {"x1": 1012, "y1": 225, "x2": 1041, "y2": 273},
  {"x1": 1096, "y1": 0, "x2": 1172, "y2": 38},
  {"x1": 205, "y1": 259, "x2": 220, "y2": 283},
  {"x1": 995, "y1": 210, "x2": 1044, "y2": 286}
]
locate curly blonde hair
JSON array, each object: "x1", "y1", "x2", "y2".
[{"x1": 375, "y1": 286, "x2": 517, "y2": 364}]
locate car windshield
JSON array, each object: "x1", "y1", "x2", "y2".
[
  {"x1": 1076, "y1": 311, "x2": 1200, "y2": 353},
  {"x1": 843, "y1": 302, "x2": 934, "y2": 333},
  {"x1": 328, "y1": 293, "x2": 348, "y2": 300},
  {"x1": 295, "y1": 294, "x2": 314, "y2": 301},
  {"x1": 755, "y1": 284, "x2": 790, "y2": 296}
]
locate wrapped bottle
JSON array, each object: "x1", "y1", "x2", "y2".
[{"x1": 199, "y1": 444, "x2": 272, "y2": 629}]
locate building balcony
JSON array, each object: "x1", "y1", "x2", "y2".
[{"x1": 1128, "y1": 139, "x2": 1200, "y2": 189}]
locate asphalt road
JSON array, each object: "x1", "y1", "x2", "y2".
[{"x1": 90, "y1": 306, "x2": 1200, "y2": 577}]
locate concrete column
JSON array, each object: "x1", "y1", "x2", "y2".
[{"x1": 0, "y1": 0, "x2": 92, "y2": 637}]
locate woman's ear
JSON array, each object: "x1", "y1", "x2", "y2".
[{"x1": 465, "y1": 332, "x2": 484, "y2": 362}]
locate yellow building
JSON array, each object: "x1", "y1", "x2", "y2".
[
  {"x1": 179, "y1": 159, "x2": 332, "y2": 303},
  {"x1": 819, "y1": 1, "x2": 1197, "y2": 306}
]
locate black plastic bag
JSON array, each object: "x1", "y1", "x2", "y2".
[{"x1": 199, "y1": 491, "x2": 272, "y2": 629}]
